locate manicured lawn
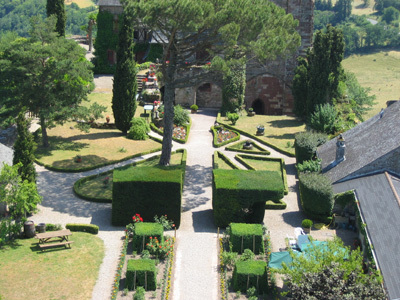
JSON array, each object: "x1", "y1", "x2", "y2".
[
  {"x1": 343, "y1": 50, "x2": 400, "y2": 119},
  {"x1": 224, "y1": 114, "x2": 305, "y2": 155},
  {"x1": 240, "y1": 157, "x2": 282, "y2": 172},
  {"x1": 87, "y1": 93, "x2": 114, "y2": 123},
  {"x1": 0, "y1": 232, "x2": 104, "y2": 300}
]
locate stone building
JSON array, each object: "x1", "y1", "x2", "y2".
[{"x1": 98, "y1": 0, "x2": 314, "y2": 115}]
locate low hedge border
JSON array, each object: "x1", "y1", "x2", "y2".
[
  {"x1": 73, "y1": 149, "x2": 187, "y2": 203},
  {"x1": 216, "y1": 114, "x2": 295, "y2": 157},
  {"x1": 225, "y1": 140, "x2": 270, "y2": 156},
  {"x1": 35, "y1": 136, "x2": 162, "y2": 173},
  {"x1": 213, "y1": 151, "x2": 239, "y2": 170},
  {"x1": 66, "y1": 223, "x2": 99, "y2": 234},
  {"x1": 265, "y1": 199, "x2": 287, "y2": 210},
  {"x1": 211, "y1": 125, "x2": 241, "y2": 148},
  {"x1": 235, "y1": 154, "x2": 288, "y2": 195},
  {"x1": 126, "y1": 259, "x2": 157, "y2": 290},
  {"x1": 150, "y1": 118, "x2": 192, "y2": 144},
  {"x1": 111, "y1": 231, "x2": 129, "y2": 300}
]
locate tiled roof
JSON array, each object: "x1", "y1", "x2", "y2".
[
  {"x1": 333, "y1": 173, "x2": 400, "y2": 300},
  {"x1": 317, "y1": 101, "x2": 400, "y2": 183},
  {"x1": 0, "y1": 143, "x2": 13, "y2": 171},
  {"x1": 98, "y1": 0, "x2": 122, "y2": 6}
]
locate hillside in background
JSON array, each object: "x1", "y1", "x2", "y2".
[{"x1": 0, "y1": 0, "x2": 97, "y2": 37}]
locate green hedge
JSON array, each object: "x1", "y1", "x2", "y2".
[
  {"x1": 212, "y1": 169, "x2": 284, "y2": 227},
  {"x1": 265, "y1": 199, "x2": 287, "y2": 210},
  {"x1": 299, "y1": 172, "x2": 334, "y2": 222},
  {"x1": 66, "y1": 223, "x2": 99, "y2": 234},
  {"x1": 294, "y1": 131, "x2": 328, "y2": 164},
  {"x1": 225, "y1": 140, "x2": 270, "y2": 155},
  {"x1": 126, "y1": 259, "x2": 157, "y2": 290},
  {"x1": 211, "y1": 125, "x2": 240, "y2": 147},
  {"x1": 235, "y1": 154, "x2": 288, "y2": 195},
  {"x1": 132, "y1": 223, "x2": 164, "y2": 252},
  {"x1": 150, "y1": 118, "x2": 192, "y2": 144},
  {"x1": 233, "y1": 260, "x2": 268, "y2": 294},
  {"x1": 230, "y1": 223, "x2": 264, "y2": 254},
  {"x1": 213, "y1": 151, "x2": 239, "y2": 170},
  {"x1": 112, "y1": 165, "x2": 184, "y2": 228},
  {"x1": 334, "y1": 190, "x2": 355, "y2": 209}
]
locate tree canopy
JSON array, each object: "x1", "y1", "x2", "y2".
[
  {"x1": 46, "y1": 0, "x2": 66, "y2": 37},
  {"x1": 121, "y1": 0, "x2": 301, "y2": 165},
  {"x1": 0, "y1": 16, "x2": 94, "y2": 147}
]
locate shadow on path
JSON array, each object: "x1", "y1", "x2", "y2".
[
  {"x1": 192, "y1": 210, "x2": 218, "y2": 233},
  {"x1": 182, "y1": 164, "x2": 212, "y2": 211}
]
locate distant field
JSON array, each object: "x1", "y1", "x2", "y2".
[
  {"x1": 65, "y1": 0, "x2": 95, "y2": 8},
  {"x1": 352, "y1": 0, "x2": 376, "y2": 16},
  {"x1": 343, "y1": 50, "x2": 400, "y2": 119}
]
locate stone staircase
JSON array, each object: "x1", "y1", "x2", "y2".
[{"x1": 137, "y1": 74, "x2": 147, "y2": 93}]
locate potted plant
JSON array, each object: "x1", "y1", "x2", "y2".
[
  {"x1": 190, "y1": 104, "x2": 198, "y2": 113},
  {"x1": 302, "y1": 219, "x2": 313, "y2": 233},
  {"x1": 256, "y1": 125, "x2": 265, "y2": 135},
  {"x1": 248, "y1": 108, "x2": 255, "y2": 116}
]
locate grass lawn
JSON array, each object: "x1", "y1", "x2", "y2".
[
  {"x1": 66, "y1": 0, "x2": 95, "y2": 8},
  {"x1": 224, "y1": 114, "x2": 305, "y2": 155},
  {"x1": 87, "y1": 93, "x2": 114, "y2": 123},
  {"x1": 343, "y1": 50, "x2": 400, "y2": 119},
  {"x1": 239, "y1": 157, "x2": 282, "y2": 172},
  {"x1": 0, "y1": 232, "x2": 104, "y2": 300},
  {"x1": 352, "y1": 0, "x2": 376, "y2": 16}
]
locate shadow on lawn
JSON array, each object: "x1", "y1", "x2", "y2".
[
  {"x1": 67, "y1": 130, "x2": 125, "y2": 141},
  {"x1": 267, "y1": 119, "x2": 304, "y2": 128},
  {"x1": 265, "y1": 133, "x2": 296, "y2": 140},
  {"x1": 50, "y1": 154, "x2": 110, "y2": 170}
]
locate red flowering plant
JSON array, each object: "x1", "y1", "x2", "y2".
[
  {"x1": 154, "y1": 215, "x2": 174, "y2": 230},
  {"x1": 142, "y1": 78, "x2": 148, "y2": 82},
  {"x1": 126, "y1": 213, "x2": 143, "y2": 236},
  {"x1": 146, "y1": 236, "x2": 174, "y2": 259}
]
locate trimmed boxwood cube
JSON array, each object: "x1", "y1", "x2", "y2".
[
  {"x1": 132, "y1": 222, "x2": 164, "y2": 252},
  {"x1": 230, "y1": 223, "x2": 264, "y2": 254},
  {"x1": 212, "y1": 169, "x2": 284, "y2": 227},
  {"x1": 233, "y1": 260, "x2": 268, "y2": 293},
  {"x1": 112, "y1": 165, "x2": 183, "y2": 228},
  {"x1": 126, "y1": 259, "x2": 157, "y2": 290}
]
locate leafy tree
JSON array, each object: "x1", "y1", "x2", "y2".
[
  {"x1": 310, "y1": 103, "x2": 338, "y2": 134},
  {"x1": 0, "y1": 163, "x2": 42, "y2": 218},
  {"x1": 112, "y1": 13, "x2": 138, "y2": 134},
  {"x1": 122, "y1": 0, "x2": 301, "y2": 165},
  {"x1": 0, "y1": 16, "x2": 94, "y2": 147},
  {"x1": 292, "y1": 57, "x2": 309, "y2": 117},
  {"x1": 221, "y1": 59, "x2": 246, "y2": 115},
  {"x1": 334, "y1": 0, "x2": 353, "y2": 23},
  {"x1": 365, "y1": 23, "x2": 386, "y2": 47},
  {"x1": 46, "y1": 0, "x2": 66, "y2": 36},
  {"x1": 12, "y1": 111, "x2": 36, "y2": 183},
  {"x1": 382, "y1": 6, "x2": 400, "y2": 23}
]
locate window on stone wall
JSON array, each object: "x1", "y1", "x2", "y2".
[{"x1": 198, "y1": 83, "x2": 211, "y2": 92}]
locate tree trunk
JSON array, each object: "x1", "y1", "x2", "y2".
[
  {"x1": 40, "y1": 115, "x2": 49, "y2": 148},
  {"x1": 159, "y1": 52, "x2": 177, "y2": 166},
  {"x1": 88, "y1": 19, "x2": 94, "y2": 52}
]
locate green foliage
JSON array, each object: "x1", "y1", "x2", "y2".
[
  {"x1": 173, "y1": 105, "x2": 190, "y2": 126},
  {"x1": 333, "y1": 0, "x2": 352, "y2": 23},
  {"x1": 382, "y1": 6, "x2": 400, "y2": 23},
  {"x1": 239, "y1": 249, "x2": 256, "y2": 261},
  {"x1": 212, "y1": 169, "x2": 284, "y2": 227},
  {"x1": 211, "y1": 126, "x2": 240, "y2": 147},
  {"x1": 334, "y1": 190, "x2": 355, "y2": 209},
  {"x1": 265, "y1": 199, "x2": 287, "y2": 210},
  {"x1": 310, "y1": 103, "x2": 338, "y2": 134},
  {"x1": 230, "y1": 223, "x2": 264, "y2": 254},
  {"x1": 65, "y1": 223, "x2": 99, "y2": 234},
  {"x1": 233, "y1": 260, "x2": 268, "y2": 293},
  {"x1": 0, "y1": 217, "x2": 24, "y2": 246},
  {"x1": 221, "y1": 61, "x2": 246, "y2": 114},
  {"x1": 45, "y1": 223, "x2": 62, "y2": 231},
  {"x1": 301, "y1": 219, "x2": 313, "y2": 228},
  {"x1": 146, "y1": 235, "x2": 173, "y2": 259},
  {"x1": 126, "y1": 259, "x2": 157, "y2": 290},
  {"x1": 146, "y1": 44, "x2": 163, "y2": 62},
  {"x1": 133, "y1": 286, "x2": 146, "y2": 300},
  {"x1": 154, "y1": 215, "x2": 174, "y2": 230},
  {"x1": 112, "y1": 13, "x2": 138, "y2": 134},
  {"x1": 128, "y1": 118, "x2": 150, "y2": 140},
  {"x1": 296, "y1": 159, "x2": 322, "y2": 173},
  {"x1": 74, "y1": 103, "x2": 108, "y2": 132},
  {"x1": 132, "y1": 222, "x2": 164, "y2": 252},
  {"x1": 190, "y1": 104, "x2": 198, "y2": 111},
  {"x1": 46, "y1": 0, "x2": 66, "y2": 36},
  {"x1": 294, "y1": 132, "x2": 328, "y2": 164},
  {"x1": 221, "y1": 251, "x2": 238, "y2": 269},
  {"x1": 13, "y1": 111, "x2": 36, "y2": 182},
  {"x1": 299, "y1": 172, "x2": 334, "y2": 221},
  {"x1": 227, "y1": 112, "x2": 239, "y2": 125}
]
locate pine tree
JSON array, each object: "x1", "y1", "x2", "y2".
[
  {"x1": 13, "y1": 111, "x2": 36, "y2": 183},
  {"x1": 46, "y1": 0, "x2": 66, "y2": 37},
  {"x1": 112, "y1": 14, "x2": 138, "y2": 134}
]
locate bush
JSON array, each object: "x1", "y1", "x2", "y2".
[
  {"x1": 227, "y1": 112, "x2": 239, "y2": 125},
  {"x1": 294, "y1": 132, "x2": 328, "y2": 164},
  {"x1": 299, "y1": 172, "x2": 334, "y2": 221},
  {"x1": 45, "y1": 223, "x2": 62, "y2": 231},
  {"x1": 310, "y1": 104, "x2": 338, "y2": 134},
  {"x1": 190, "y1": 104, "x2": 198, "y2": 111},
  {"x1": 230, "y1": 223, "x2": 264, "y2": 254},
  {"x1": 301, "y1": 219, "x2": 313, "y2": 228},
  {"x1": 213, "y1": 169, "x2": 284, "y2": 227},
  {"x1": 133, "y1": 286, "x2": 145, "y2": 300},
  {"x1": 265, "y1": 199, "x2": 287, "y2": 210},
  {"x1": 296, "y1": 159, "x2": 322, "y2": 173},
  {"x1": 128, "y1": 118, "x2": 150, "y2": 140},
  {"x1": 126, "y1": 259, "x2": 157, "y2": 290},
  {"x1": 65, "y1": 223, "x2": 99, "y2": 234},
  {"x1": 173, "y1": 105, "x2": 190, "y2": 126},
  {"x1": 233, "y1": 260, "x2": 268, "y2": 294},
  {"x1": 132, "y1": 222, "x2": 164, "y2": 253}
]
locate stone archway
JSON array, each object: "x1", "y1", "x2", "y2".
[
  {"x1": 252, "y1": 99, "x2": 264, "y2": 115},
  {"x1": 196, "y1": 83, "x2": 211, "y2": 107}
]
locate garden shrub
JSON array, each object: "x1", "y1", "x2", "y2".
[
  {"x1": 173, "y1": 105, "x2": 190, "y2": 126},
  {"x1": 146, "y1": 44, "x2": 163, "y2": 62},
  {"x1": 133, "y1": 286, "x2": 145, "y2": 300},
  {"x1": 229, "y1": 223, "x2": 264, "y2": 254},
  {"x1": 310, "y1": 103, "x2": 338, "y2": 135},
  {"x1": 65, "y1": 223, "x2": 99, "y2": 234},
  {"x1": 213, "y1": 169, "x2": 284, "y2": 227},
  {"x1": 227, "y1": 112, "x2": 239, "y2": 125},
  {"x1": 44, "y1": 223, "x2": 62, "y2": 231},
  {"x1": 296, "y1": 158, "x2": 322, "y2": 173},
  {"x1": 126, "y1": 259, "x2": 157, "y2": 290},
  {"x1": 233, "y1": 260, "x2": 268, "y2": 294},
  {"x1": 299, "y1": 172, "x2": 334, "y2": 221},
  {"x1": 132, "y1": 222, "x2": 164, "y2": 252},
  {"x1": 128, "y1": 118, "x2": 150, "y2": 140},
  {"x1": 112, "y1": 165, "x2": 184, "y2": 228},
  {"x1": 213, "y1": 151, "x2": 239, "y2": 170},
  {"x1": 294, "y1": 131, "x2": 328, "y2": 164},
  {"x1": 265, "y1": 199, "x2": 287, "y2": 210}
]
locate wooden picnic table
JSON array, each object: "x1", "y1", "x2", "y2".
[{"x1": 35, "y1": 229, "x2": 73, "y2": 251}]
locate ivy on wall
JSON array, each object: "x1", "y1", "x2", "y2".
[{"x1": 221, "y1": 61, "x2": 246, "y2": 115}]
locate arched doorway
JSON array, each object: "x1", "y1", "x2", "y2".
[
  {"x1": 196, "y1": 83, "x2": 212, "y2": 107},
  {"x1": 252, "y1": 99, "x2": 264, "y2": 115}
]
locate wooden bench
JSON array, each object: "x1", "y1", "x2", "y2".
[{"x1": 38, "y1": 241, "x2": 74, "y2": 251}]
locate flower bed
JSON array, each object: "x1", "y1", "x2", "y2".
[
  {"x1": 151, "y1": 122, "x2": 191, "y2": 143},
  {"x1": 211, "y1": 125, "x2": 240, "y2": 147}
]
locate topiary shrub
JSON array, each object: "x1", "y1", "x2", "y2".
[
  {"x1": 301, "y1": 219, "x2": 313, "y2": 228},
  {"x1": 173, "y1": 105, "x2": 190, "y2": 126},
  {"x1": 265, "y1": 199, "x2": 287, "y2": 210},
  {"x1": 126, "y1": 259, "x2": 157, "y2": 290},
  {"x1": 294, "y1": 131, "x2": 328, "y2": 164},
  {"x1": 227, "y1": 112, "x2": 239, "y2": 125},
  {"x1": 299, "y1": 172, "x2": 334, "y2": 222},
  {"x1": 233, "y1": 260, "x2": 268, "y2": 294},
  {"x1": 229, "y1": 223, "x2": 264, "y2": 254},
  {"x1": 128, "y1": 118, "x2": 150, "y2": 140},
  {"x1": 66, "y1": 223, "x2": 99, "y2": 234},
  {"x1": 190, "y1": 104, "x2": 198, "y2": 111},
  {"x1": 132, "y1": 222, "x2": 164, "y2": 253}
]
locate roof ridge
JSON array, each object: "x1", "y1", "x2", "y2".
[{"x1": 384, "y1": 171, "x2": 400, "y2": 208}]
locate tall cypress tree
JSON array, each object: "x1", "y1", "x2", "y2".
[
  {"x1": 13, "y1": 111, "x2": 36, "y2": 183},
  {"x1": 221, "y1": 60, "x2": 246, "y2": 115},
  {"x1": 46, "y1": 0, "x2": 66, "y2": 37},
  {"x1": 112, "y1": 14, "x2": 138, "y2": 134}
]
